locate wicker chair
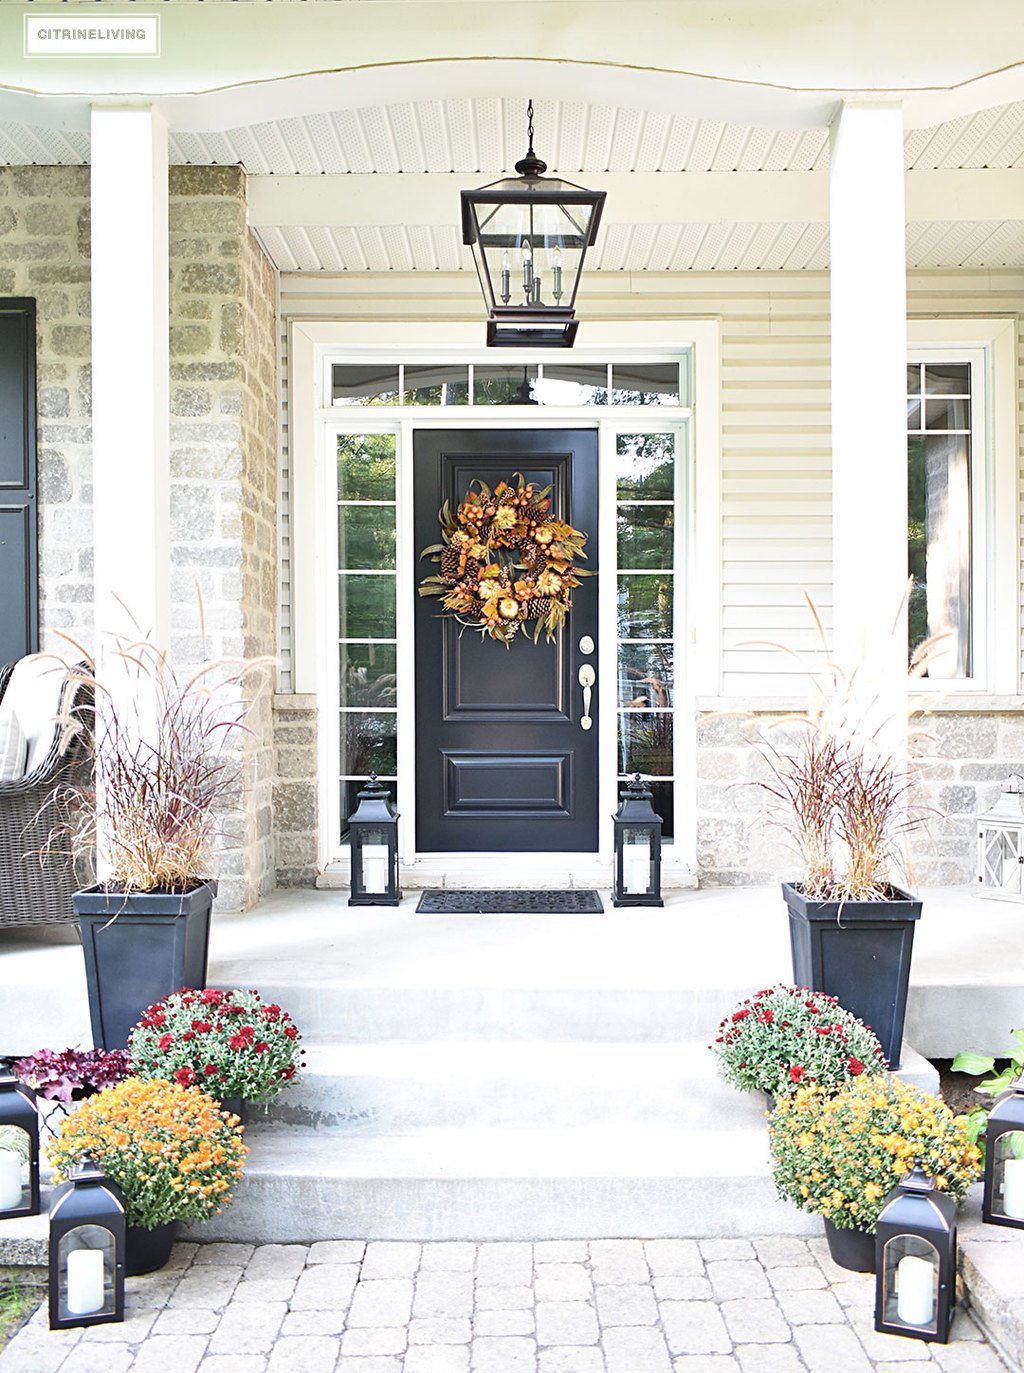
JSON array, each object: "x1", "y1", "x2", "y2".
[{"x1": 0, "y1": 660, "x2": 93, "y2": 929}]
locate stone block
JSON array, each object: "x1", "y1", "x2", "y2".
[
  {"x1": 475, "y1": 1285, "x2": 534, "y2": 1311},
  {"x1": 171, "y1": 386, "x2": 215, "y2": 418},
  {"x1": 707, "y1": 1261, "x2": 771, "y2": 1300},
  {"x1": 537, "y1": 1351, "x2": 606, "y2": 1373},
  {"x1": 170, "y1": 165, "x2": 244, "y2": 198},
  {"x1": 534, "y1": 1264, "x2": 591, "y2": 1302},
  {"x1": 265, "y1": 1335, "x2": 340, "y2": 1373},
  {"x1": 172, "y1": 324, "x2": 214, "y2": 356},
  {"x1": 660, "y1": 1301, "x2": 732, "y2": 1356},
  {"x1": 654, "y1": 1275, "x2": 713, "y2": 1301},
  {"x1": 0, "y1": 206, "x2": 16, "y2": 235},
  {"x1": 346, "y1": 1277, "x2": 414, "y2": 1327},
  {"x1": 131, "y1": 1335, "x2": 209, "y2": 1373},
  {"x1": 535, "y1": 1300, "x2": 599, "y2": 1345},
  {"x1": 51, "y1": 324, "x2": 91, "y2": 355},
  {"x1": 341, "y1": 1327, "x2": 408, "y2": 1356},
  {"x1": 25, "y1": 203, "x2": 73, "y2": 236},
  {"x1": 474, "y1": 1309, "x2": 535, "y2": 1337},
  {"x1": 470, "y1": 1336, "x2": 538, "y2": 1372},
  {"x1": 602, "y1": 1325, "x2": 673, "y2": 1373},
  {"x1": 181, "y1": 262, "x2": 243, "y2": 296},
  {"x1": 588, "y1": 1239, "x2": 649, "y2": 1284}
]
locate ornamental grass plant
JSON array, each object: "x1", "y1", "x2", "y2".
[
  {"x1": 710, "y1": 985, "x2": 886, "y2": 1098},
  {"x1": 46, "y1": 1077, "x2": 247, "y2": 1230},
  {"x1": 750, "y1": 593, "x2": 938, "y2": 902},
  {"x1": 128, "y1": 988, "x2": 304, "y2": 1104},
  {"x1": 768, "y1": 1074, "x2": 981, "y2": 1233},
  {"x1": 45, "y1": 612, "x2": 272, "y2": 894}
]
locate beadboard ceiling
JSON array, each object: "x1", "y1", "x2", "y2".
[{"x1": 4, "y1": 96, "x2": 1024, "y2": 271}]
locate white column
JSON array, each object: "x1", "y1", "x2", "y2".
[
  {"x1": 829, "y1": 102, "x2": 908, "y2": 729},
  {"x1": 90, "y1": 106, "x2": 170, "y2": 650}
]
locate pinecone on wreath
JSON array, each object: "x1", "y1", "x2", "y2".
[
  {"x1": 523, "y1": 502, "x2": 549, "y2": 524},
  {"x1": 440, "y1": 546, "x2": 461, "y2": 581},
  {"x1": 527, "y1": 597, "x2": 552, "y2": 620},
  {"x1": 464, "y1": 558, "x2": 482, "y2": 583}
]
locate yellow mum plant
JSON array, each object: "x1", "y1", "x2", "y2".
[
  {"x1": 46, "y1": 1077, "x2": 248, "y2": 1229},
  {"x1": 768, "y1": 1073, "x2": 981, "y2": 1232}
]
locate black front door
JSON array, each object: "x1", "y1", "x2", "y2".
[{"x1": 414, "y1": 429, "x2": 599, "y2": 852}]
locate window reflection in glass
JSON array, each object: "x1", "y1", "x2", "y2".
[
  {"x1": 534, "y1": 364, "x2": 609, "y2": 405},
  {"x1": 342, "y1": 712, "x2": 398, "y2": 778},
  {"x1": 618, "y1": 643, "x2": 674, "y2": 708},
  {"x1": 340, "y1": 644, "x2": 398, "y2": 709},
  {"x1": 610, "y1": 363, "x2": 679, "y2": 405},
  {"x1": 617, "y1": 506, "x2": 674, "y2": 570},
  {"x1": 617, "y1": 575, "x2": 673, "y2": 639},
  {"x1": 618, "y1": 712, "x2": 674, "y2": 776},
  {"x1": 337, "y1": 434, "x2": 396, "y2": 501},
  {"x1": 616, "y1": 433, "x2": 674, "y2": 500},
  {"x1": 474, "y1": 365, "x2": 539, "y2": 405},
  {"x1": 339, "y1": 574, "x2": 396, "y2": 640},
  {"x1": 402, "y1": 365, "x2": 470, "y2": 406},
  {"x1": 338, "y1": 506, "x2": 396, "y2": 570},
  {"x1": 332, "y1": 365, "x2": 401, "y2": 406}
]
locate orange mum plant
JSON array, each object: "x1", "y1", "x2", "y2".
[
  {"x1": 46, "y1": 1077, "x2": 248, "y2": 1229},
  {"x1": 768, "y1": 1074, "x2": 981, "y2": 1233}
]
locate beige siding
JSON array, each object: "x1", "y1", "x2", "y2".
[{"x1": 279, "y1": 268, "x2": 1023, "y2": 698}]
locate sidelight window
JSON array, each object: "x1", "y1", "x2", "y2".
[
  {"x1": 337, "y1": 433, "x2": 398, "y2": 831},
  {"x1": 615, "y1": 431, "x2": 679, "y2": 838}
]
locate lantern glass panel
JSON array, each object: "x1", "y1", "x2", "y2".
[
  {"x1": 57, "y1": 1225, "x2": 117, "y2": 1320},
  {"x1": 980, "y1": 823, "x2": 1022, "y2": 894},
  {"x1": 356, "y1": 827, "x2": 391, "y2": 894},
  {"x1": 992, "y1": 1129, "x2": 1024, "y2": 1221},
  {"x1": 620, "y1": 826, "x2": 654, "y2": 895},
  {"x1": 471, "y1": 189, "x2": 595, "y2": 311},
  {"x1": 0, "y1": 1130, "x2": 29, "y2": 1211},
  {"x1": 881, "y1": 1235, "x2": 940, "y2": 1335}
]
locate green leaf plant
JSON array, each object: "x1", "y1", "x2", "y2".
[{"x1": 952, "y1": 1028, "x2": 1024, "y2": 1158}]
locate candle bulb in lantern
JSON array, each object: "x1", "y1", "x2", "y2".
[
  {"x1": 66, "y1": 1249, "x2": 105, "y2": 1317},
  {"x1": 623, "y1": 842, "x2": 649, "y2": 895},
  {"x1": 552, "y1": 245, "x2": 563, "y2": 301},
  {"x1": 896, "y1": 1254, "x2": 935, "y2": 1328},
  {"x1": 522, "y1": 241, "x2": 533, "y2": 297},
  {"x1": 1003, "y1": 1157, "x2": 1024, "y2": 1219},
  {"x1": 0, "y1": 1151, "x2": 22, "y2": 1209},
  {"x1": 362, "y1": 844, "x2": 389, "y2": 895},
  {"x1": 532, "y1": 274, "x2": 542, "y2": 305},
  {"x1": 500, "y1": 250, "x2": 511, "y2": 304}
]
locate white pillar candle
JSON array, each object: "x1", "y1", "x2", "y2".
[
  {"x1": 1001, "y1": 1156, "x2": 1024, "y2": 1220},
  {"x1": 0, "y1": 1151, "x2": 22, "y2": 1209},
  {"x1": 66, "y1": 1248, "x2": 106, "y2": 1316},
  {"x1": 623, "y1": 842, "x2": 650, "y2": 895},
  {"x1": 896, "y1": 1253, "x2": 936, "y2": 1327},
  {"x1": 361, "y1": 844, "x2": 390, "y2": 895}
]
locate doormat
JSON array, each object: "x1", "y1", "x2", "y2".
[{"x1": 416, "y1": 889, "x2": 604, "y2": 914}]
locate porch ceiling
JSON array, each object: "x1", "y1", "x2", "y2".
[{"x1": 4, "y1": 95, "x2": 1024, "y2": 271}]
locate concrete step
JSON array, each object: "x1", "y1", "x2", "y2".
[
  {"x1": 264, "y1": 1038, "x2": 939, "y2": 1132},
  {"x1": 200, "y1": 1121, "x2": 820, "y2": 1242}
]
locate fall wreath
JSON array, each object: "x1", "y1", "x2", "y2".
[{"x1": 419, "y1": 475, "x2": 589, "y2": 645}]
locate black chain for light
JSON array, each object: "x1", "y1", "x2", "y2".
[{"x1": 526, "y1": 99, "x2": 535, "y2": 155}]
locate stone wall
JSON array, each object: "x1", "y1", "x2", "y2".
[
  {"x1": 273, "y1": 695, "x2": 319, "y2": 885},
  {"x1": 0, "y1": 163, "x2": 280, "y2": 911},
  {"x1": 695, "y1": 707, "x2": 1021, "y2": 888}
]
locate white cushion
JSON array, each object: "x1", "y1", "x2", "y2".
[
  {"x1": 3, "y1": 655, "x2": 67, "y2": 775},
  {"x1": 0, "y1": 703, "x2": 26, "y2": 782}
]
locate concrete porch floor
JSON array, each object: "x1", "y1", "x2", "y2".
[{"x1": 1, "y1": 883, "x2": 1021, "y2": 1059}]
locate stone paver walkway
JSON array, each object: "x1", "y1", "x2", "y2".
[{"x1": 0, "y1": 1237, "x2": 1011, "y2": 1373}]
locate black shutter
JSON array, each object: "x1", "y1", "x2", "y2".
[{"x1": 0, "y1": 298, "x2": 38, "y2": 663}]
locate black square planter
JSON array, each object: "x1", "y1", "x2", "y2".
[
  {"x1": 783, "y1": 881, "x2": 922, "y2": 1069},
  {"x1": 74, "y1": 882, "x2": 216, "y2": 1051}
]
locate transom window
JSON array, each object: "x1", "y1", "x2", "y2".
[{"x1": 331, "y1": 360, "x2": 686, "y2": 408}]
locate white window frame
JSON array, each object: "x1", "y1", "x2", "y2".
[
  {"x1": 288, "y1": 319, "x2": 722, "y2": 879},
  {"x1": 907, "y1": 319, "x2": 1018, "y2": 696}
]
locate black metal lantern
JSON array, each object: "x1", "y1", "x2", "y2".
[
  {"x1": 874, "y1": 1162, "x2": 957, "y2": 1343},
  {"x1": 612, "y1": 774, "x2": 663, "y2": 907},
  {"x1": 461, "y1": 99, "x2": 605, "y2": 347},
  {"x1": 48, "y1": 1153, "x2": 126, "y2": 1330},
  {"x1": 0, "y1": 1073, "x2": 40, "y2": 1220},
  {"x1": 347, "y1": 773, "x2": 402, "y2": 906},
  {"x1": 982, "y1": 1072, "x2": 1024, "y2": 1229}
]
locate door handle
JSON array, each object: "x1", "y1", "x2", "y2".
[{"x1": 578, "y1": 664, "x2": 596, "y2": 731}]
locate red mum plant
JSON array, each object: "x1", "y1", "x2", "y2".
[
  {"x1": 710, "y1": 984, "x2": 886, "y2": 1100},
  {"x1": 128, "y1": 988, "x2": 304, "y2": 1105}
]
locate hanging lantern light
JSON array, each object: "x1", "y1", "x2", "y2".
[
  {"x1": 874, "y1": 1162, "x2": 957, "y2": 1343},
  {"x1": 976, "y1": 774, "x2": 1024, "y2": 902},
  {"x1": 347, "y1": 773, "x2": 402, "y2": 906},
  {"x1": 611, "y1": 774, "x2": 664, "y2": 907},
  {"x1": 461, "y1": 99, "x2": 605, "y2": 347},
  {"x1": 982, "y1": 1072, "x2": 1024, "y2": 1229},
  {"x1": 48, "y1": 1153, "x2": 126, "y2": 1330},
  {"x1": 0, "y1": 1073, "x2": 40, "y2": 1220}
]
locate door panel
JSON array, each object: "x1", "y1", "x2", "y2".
[{"x1": 414, "y1": 429, "x2": 599, "y2": 852}]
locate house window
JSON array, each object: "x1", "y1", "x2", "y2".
[
  {"x1": 337, "y1": 432, "x2": 398, "y2": 831},
  {"x1": 907, "y1": 361, "x2": 973, "y2": 678},
  {"x1": 329, "y1": 360, "x2": 687, "y2": 408},
  {"x1": 615, "y1": 431, "x2": 678, "y2": 838}
]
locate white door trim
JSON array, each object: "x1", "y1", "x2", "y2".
[{"x1": 288, "y1": 319, "x2": 722, "y2": 881}]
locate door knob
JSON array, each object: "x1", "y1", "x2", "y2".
[{"x1": 578, "y1": 664, "x2": 596, "y2": 731}]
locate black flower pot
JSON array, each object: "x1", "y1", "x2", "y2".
[
  {"x1": 822, "y1": 1217, "x2": 875, "y2": 1273},
  {"x1": 217, "y1": 1096, "x2": 247, "y2": 1124},
  {"x1": 783, "y1": 882, "x2": 922, "y2": 1069},
  {"x1": 126, "y1": 1221, "x2": 179, "y2": 1276},
  {"x1": 75, "y1": 882, "x2": 217, "y2": 1051}
]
